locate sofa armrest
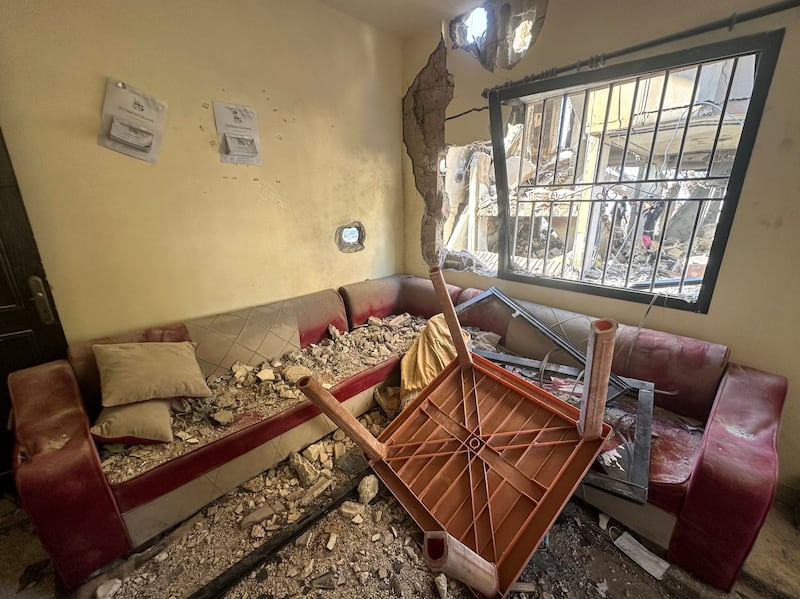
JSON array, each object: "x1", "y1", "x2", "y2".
[
  {"x1": 667, "y1": 363, "x2": 788, "y2": 591},
  {"x1": 8, "y1": 360, "x2": 131, "y2": 588}
]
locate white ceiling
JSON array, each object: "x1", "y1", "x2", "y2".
[{"x1": 318, "y1": 0, "x2": 484, "y2": 38}]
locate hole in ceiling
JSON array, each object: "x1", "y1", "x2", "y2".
[
  {"x1": 464, "y1": 7, "x2": 488, "y2": 44},
  {"x1": 449, "y1": 0, "x2": 548, "y2": 72}
]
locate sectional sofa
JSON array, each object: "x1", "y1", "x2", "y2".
[{"x1": 7, "y1": 274, "x2": 786, "y2": 592}]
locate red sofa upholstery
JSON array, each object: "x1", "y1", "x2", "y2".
[
  {"x1": 11, "y1": 360, "x2": 131, "y2": 588},
  {"x1": 7, "y1": 274, "x2": 786, "y2": 592},
  {"x1": 453, "y1": 288, "x2": 786, "y2": 591},
  {"x1": 668, "y1": 364, "x2": 786, "y2": 590},
  {"x1": 339, "y1": 274, "x2": 462, "y2": 328},
  {"x1": 7, "y1": 276, "x2": 448, "y2": 588}
]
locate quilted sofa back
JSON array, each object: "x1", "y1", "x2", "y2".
[
  {"x1": 457, "y1": 290, "x2": 730, "y2": 421},
  {"x1": 67, "y1": 325, "x2": 191, "y2": 420},
  {"x1": 66, "y1": 288, "x2": 348, "y2": 418}
]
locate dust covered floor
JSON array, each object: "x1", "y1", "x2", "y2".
[
  {"x1": 2, "y1": 441, "x2": 799, "y2": 599},
  {"x1": 2, "y1": 382, "x2": 799, "y2": 598},
  {"x1": 2, "y1": 375, "x2": 798, "y2": 599}
]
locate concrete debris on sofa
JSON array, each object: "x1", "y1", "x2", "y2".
[{"x1": 98, "y1": 314, "x2": 429, "y2": 485}]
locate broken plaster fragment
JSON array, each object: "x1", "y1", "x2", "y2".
[
  {"x1": 599, "y1": 448, "x2": 623, "y2": 470},
  {"x1": 95, "y1": 578, "x2": 122, "y2": 599},
  {"x1": 313, "y1": 572, "x2": 337, "y2": 589},
  {"x1": 211, "y1": 410, "x2": 234, "y2": 426},
  {"x1": 358, "y1": 474, "x2": 379, "y2": 505},
  {"x1": 256, "y1": 368, "x2": 275, "y2": 382},
  {"x1": 231, "y1": 361, "x2": 254, "y2": 382},
  {"x1": 434, "y1": 573, "x2": 448, "y2": 599},
  {"x1": 300, "y1": 476, "x2": 331, "y2": 506},
  {"x1": 240, "y1": 502, "x2": 282, "y2": 529},
  {"x1": 302, "y1": 559, "x2": 315, "y2": 578},
  {"x1": 340, "y1": 501, "x2": 364, "y2": 518},
  {"x1": 283, "y1": 365, "x2": 312, "y2": 384},
  {"x1": 279, "y1": 388, "x2": 298, "y2": 399},
  {"x1": 295, "y1": 531, "x2": 313, "y2": 548},
  {"x1": 599, "y1": 513, "x2": 610, "y2": 531},
  {"x1": 303, "y1": 442, "x2": 323, "y2": 462},
  {"x1": 46, "y1": 434, "x2": 70, "y2": 451},
  {"x1": 289, "y1": 451, "x2": 319, "y2": 487}
]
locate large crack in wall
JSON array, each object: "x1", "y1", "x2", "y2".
[{"x1": 402, "y1": 37, "x2": 454, "y2": 268}]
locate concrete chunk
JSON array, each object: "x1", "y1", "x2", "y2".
[
  {"x1": 289, "y1": 451, "x2": 319, "y2": 487},
  {"x1": 358, "y1": 475, "x2": 379, "y2": 505},
  {"x1": 340, "y1": 501, "x2": 364, "y2": 518}
]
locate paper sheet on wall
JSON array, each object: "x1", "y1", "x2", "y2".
[
  {"x1": 213, "y1": 102, "x2": 262, "y2": 165},
  {"x1": 97, "y1": 78, "x2": 168, "y2": 163}
]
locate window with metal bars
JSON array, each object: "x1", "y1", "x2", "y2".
[{"x1": 486, "y1": 31, "x2": 783, "y2": 312}]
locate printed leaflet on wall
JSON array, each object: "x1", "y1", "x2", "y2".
[
  {"x1": 98, "y1": 78, "x2": 168, "y2": 163},
  {"x1": 213, "y1": 102, "x2": 262, "y2": 165}
]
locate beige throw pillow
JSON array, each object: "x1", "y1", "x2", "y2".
[
  {"x1": 93, "y1": 341, "x2": 212, "y2": 407},
  {"x1": 90, "y1": 399, "x2": 174, "y2": 443}
]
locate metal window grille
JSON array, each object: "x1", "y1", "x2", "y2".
[{"x1": 487, "y1": 31, "x2": 783, "y2": 312}]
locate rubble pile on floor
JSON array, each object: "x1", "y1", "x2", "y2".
[
  {"x1": 97, "y1": 418, "x2": 678, "y2": 599},
  {"x1": 87, "y1": 310, "x2": 681, "y2": 599},
  {"x1": 105, "y1": 407, "x2": 471, "y2": 599}
]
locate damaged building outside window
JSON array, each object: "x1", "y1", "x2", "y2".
[{"x1": 444, "y1": 31, "x2": 782, "y2": 313}]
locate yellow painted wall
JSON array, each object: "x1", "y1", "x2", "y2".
[
  {"x1": 403, "y1": 1, "x2": 800, "y2": 489},
  {"x1": 0, "y1": 0, "x2": 403, "y2": 342}
]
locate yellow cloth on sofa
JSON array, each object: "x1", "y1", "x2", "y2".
[{"x1": 399, "y1": 313, "x2": 470, "y2": 408}]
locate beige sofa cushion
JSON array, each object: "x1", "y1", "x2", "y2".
[
  {"x1": 93, "y1": 342, "x2": 212, "y2": 407},
  {"x1": 90, "y1": 399, "x2": 174, "y2": 443}
]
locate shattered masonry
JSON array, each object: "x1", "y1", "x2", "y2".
[{"x1": 402, "y1": 37, "x2": 454, "y2": 268}]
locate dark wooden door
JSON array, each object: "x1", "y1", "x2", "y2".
[{"x1": 0, "y1": 127, "x2": 67, "y2": 490}]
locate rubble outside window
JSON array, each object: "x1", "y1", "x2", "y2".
[
  {"x1": 483, "y1": 33, "x2": 783, "y2": 313},
  {"x1": 440, "y1": 142, "x2": 500, "y2": 276},
  {"x1": 449, "y1": 0, "x2": 548, "y2": 71}
]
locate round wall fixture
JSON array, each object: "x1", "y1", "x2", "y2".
[{"x1": 335, "y1": 221, "x2": 366, "y2": 253}]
